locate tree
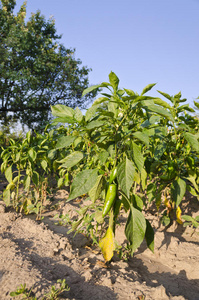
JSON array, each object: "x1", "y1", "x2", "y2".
[{"x1": 0, "y1": 0, "x2": 97, "y2": 131}]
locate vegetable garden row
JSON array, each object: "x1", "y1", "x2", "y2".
[{"x1": 1, "y1": 72, "x2": 199, "y2": 261}]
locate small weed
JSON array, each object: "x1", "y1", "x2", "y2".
[{"x1": 10, "y1": 279, "x2": 70, "y2": 300}]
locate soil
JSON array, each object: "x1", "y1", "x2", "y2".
[{"x1": 0, "y1": 182, "x2": 199, "y2": 300}]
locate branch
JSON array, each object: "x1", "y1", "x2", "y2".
[{"x1": 0, "y1": 106, "x2": 50, "y2": 112}]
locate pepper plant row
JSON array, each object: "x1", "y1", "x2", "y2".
[{"x1": 1, "y1": 71, "x2": 199, "y2": 261}]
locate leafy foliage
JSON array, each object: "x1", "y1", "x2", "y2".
[
  {"x1": 1, "y1": 71, "x2": 199, "y2": 261},
  {"x1": 0, "y1": 0, "x2": 97, "y2": 130}
]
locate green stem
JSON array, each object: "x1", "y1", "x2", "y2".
[
  {"x1": 109, "y1": 208, "x2": 115, "y2": 233},
  {"x1": 16, "y1": 168, "x2": 20, "y2": 208}
]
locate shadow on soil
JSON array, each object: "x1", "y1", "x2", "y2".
[
  {"x1": 3, "y1": 232, "x2": 117, "y2": 300},
  {"x1": 127, "y1": 256, "x2": 199, "y2": 300}
]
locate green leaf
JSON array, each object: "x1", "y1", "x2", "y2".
[
  {"x1": 157, "y1": 90, "x2": 172, "y2": 101},
  {"x1": 133, "y1": 131, "x2": 149, "y2": 147},
  {"x1": 181, "y1": 215, "x2": 193, "y2": 222},
  {"x1": 141, "y1": 83, "x2": 156, "y2": 95},
  {"x1": 145, "y1": 219, "x2": 154, "y2": 253},
  {"x1": 89, "y1": 175, "x2": 104, "y2": 202},
  {"x1": 177, "y1": 104, "x2": 195, "y2": 113},
  {"x1": 174, "y1": 91, "x2": 182, "y2": 98},
  {"x1": 57, "y1": 177, "x2": 64, "y2": 188},
  {"x1": 117, "y1": 158, "x2": 135, "y2": 197},
  {"x1": 51, "y1": 116, "x2": 75, "y2": 124},
  {"x1": 171, "y1": 178, "x2": 186, "y2": 207},
  {"x1": 187, "y1": 173, "x2": 199, "y2": 192},
  {"x1": 141, "y1": 168, "x2": 147, "y2": 190},
  {"x1": 3, "y1": 189, "x2": 10, "y2": 206},
  {"x1": 125, "y1": 203, "x2": 146, "y2": 254},
  {"x1": 153, "y1": 98, "x2": 172, "y2": 109},
  {"x1": 98, "y1": 151, "x2": 109, "y2": 164},
  {"x1": 194, "y1": 101, "x2": 199, "y2": 109},
  {"x1": 184, "y1": 132, "x2": 199, "y2": 152},
  {"x1": 82, "y1": 84, "x2": 101, "y2": 97},
  {"x1": 85, "y1": 105, "x2": 98, "y2": 122},
  {"x1": 15, "y1": 152, "x2": 20, "y2": 162},
  {"x1": 93, "y1": 97, "x2": 109, "y2": 106},
  {"x1": 55, "y1": 136, "x2": 76, "y2": 149},
  {"x1": 86, "y1": 120, "x2": 105, "y2": 130},
  {"x1": 154, "y1": 142, "x2": 167, "y2": 159},
  {"x1": 131, "y1": 141, "x2": 144, "y2": 172},
  {"x1": 146, "y1": 104, "x2": 174, "y2": 122},
  {"x1": 124, "y1": 88, "x2": 136, "y2": 97},
  {"x1": 32, "y1": 171, "x2": 39, "y2": 186},
  {"x1": 24, "y1": 175, "x2": 31, "y2": 191},
  {"x1": 51, "y1": 104, "x2": 74, "y2": 118},
  {"x1": 74, "y1": 107, "x2": 83, "y2": 123},
  {"x1": 108, "y1": 98, "x2": 118, "y2": 117},
  {"x1": 73, "y1": 136, "x2": 82, "y2": 148},
  {"x1": 109, "y1": 71, "x2": 119, "y2": 90},
  {"x1": 132, "y1": 194, "x2": 144, "y2": 211},
  {"x1": 186, "y1": 185, "x2": 199, "y2": 198},
  {"x1": 26, "y1": 131, "x2": 31, "y2": 144},
  {"x1": 59, "y1": 151, "x2": 84, "y2": 169},
  {"x1": 41, "y1": 160, "x2": 48, "y2": 171},
  {"x1": 67, "y1": 169, "x2": 98, "y2": 201},
  {"x1": 48, "y1": 149, "x2": 57, "y2": 160},
  {"x1": 5, "y1": 166, "x2": 12, "y2": 183},
  {"x1": 28, "y1": 148, "x2": 37, "y2": 161}
]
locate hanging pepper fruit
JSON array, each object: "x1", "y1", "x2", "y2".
[
  {"x1": 109, "y1": 167, "x2": 117, "y2": 184},
  {"x1": 102, "y1": 184, "x2": 117, "y2": 217},
  {"x1": 176, "y1": 206, "x2": 183, "y2": 224}
]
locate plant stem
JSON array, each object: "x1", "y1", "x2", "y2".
[{"x1": 109, "y1": 208, "x2": 115, "y2": 234}]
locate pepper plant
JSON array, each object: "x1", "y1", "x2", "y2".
[
  {"x1": 51, "y1": 71, "x2": 185, "y2": 261},
  {"x1": 1, "y1": 128, "x2": 58, "y2": 218},
  {"x1": 144, "y1": 90, "x2": 199, "y2": 226}
]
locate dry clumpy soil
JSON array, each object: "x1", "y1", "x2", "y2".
[{"x1": 0, "y1": 188, "x2": 198, "y2": 300}]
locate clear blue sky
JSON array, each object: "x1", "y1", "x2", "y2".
[{"x1": 15, "y1": 0, "x2": 199, "y2": 106}]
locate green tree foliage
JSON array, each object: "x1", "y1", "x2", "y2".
[{"x1": 0, "y1": 0, "x2": 97, "y2": 130}]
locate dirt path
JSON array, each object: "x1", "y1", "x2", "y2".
[{"x1": 0, "y1": 190, "x2": 199, "y2": 300}]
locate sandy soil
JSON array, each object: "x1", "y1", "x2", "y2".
[{"x1": 0, "y1": 187, "x2": 198, "y2": 300}]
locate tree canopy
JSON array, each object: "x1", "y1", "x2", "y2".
[{"x1": 0, "y1": 0, "x2": 97, "y2": 130}]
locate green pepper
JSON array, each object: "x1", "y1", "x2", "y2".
[
  {"x1": 102, "y1": 184, "x2": 117, "y2": 217},
  {"x1": 109, "y1": 167, "x2": 117, "y2": 184},
  {"x1": 113, "y1": 196, "x2": 121, "y2": 218}
]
